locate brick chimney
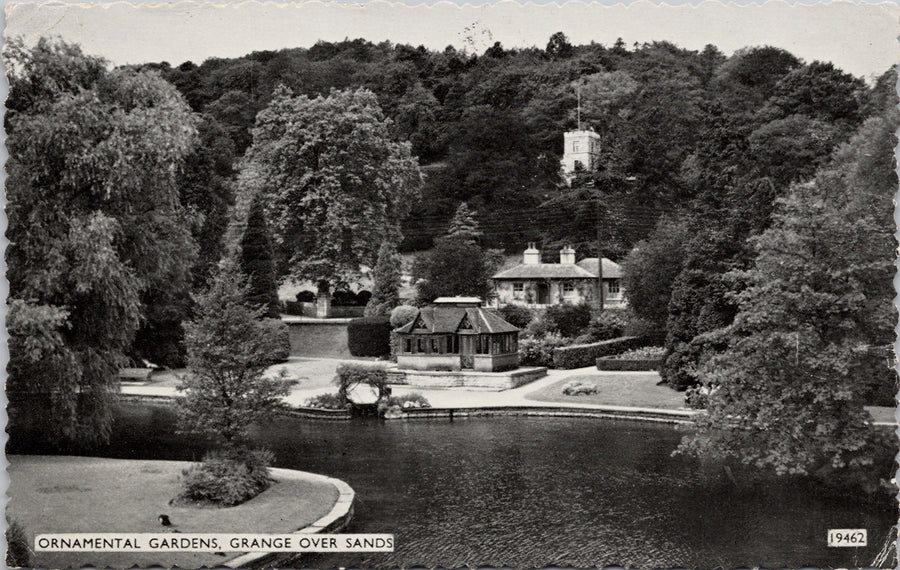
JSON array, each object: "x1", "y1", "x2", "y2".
[
  {"x1": 523, "y1": 243, "x2": 540, "y2": 265},
  {"x1": 559, "y1": 245, "x2": 576, "y2": 265}
]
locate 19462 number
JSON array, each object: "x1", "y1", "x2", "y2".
[{"x1": 828, "y1": 529, "x2": 867, "y2": 547}]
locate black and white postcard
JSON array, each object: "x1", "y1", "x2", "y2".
[{"x1": 3, "y1": 1, "x2": 899, "y2": 568}]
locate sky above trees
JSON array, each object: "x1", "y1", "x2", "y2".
[{"x1": 5, "y1": 1, "x2": 898, "y2": 80}]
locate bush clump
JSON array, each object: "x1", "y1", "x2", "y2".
[
  {"x1": 543, "y1": 303, "x2": 592, "y2": 338},
  {"x1": 304, "y1": 392, "x2": 349, "y2": 410},
  {"x1": 347, "y1": 316, "x2": 392, "y2": 357},
  {"x1": 389, "y1": 392, "x2": 431, "y2": 409},
  {"x1": 332, "y1": 289, "x2": 370, "y2": 307},
  {"x1": 684, "y1": 385, "x2": 715, "y2": 409},
  {"x1": 519, "y1": 332, "x2": 570, "y2": 367},
  {"x1": 586, "y1": 311, "x2": 629, "y2": 341},
  {"x1": 378, "y1": 392, "x2": 431, "y2": 417},
  {"x1": 6, "y1": 520, "x2": 31, "y2": 568},
  {"x1": 562, "y1": 380, "x2": 599, "y2": 396},
  {"x1": 177, "y1": 448, "x2": 275, "y2": 507},
  {"x1": 390, "y1": 305, "x2": 419, "y2": 328},
  {"x1": 497, "y1": 305, "x2": 534, "y2": 329},
  {"x1": 296, "y1": 290, "x2": 317, "y2": 303}
]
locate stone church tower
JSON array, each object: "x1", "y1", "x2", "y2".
[{"x1": 560, "y1": 129, "x2": 601, "y2": 184}]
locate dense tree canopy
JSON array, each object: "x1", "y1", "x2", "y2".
[
  {"x1": 5, "y1": 38, "x2": 198, "y2": 444},
  {"x1": 239, "y1": 87, "x2": 423, "y2": 286},
  {"x1": 679, "y1": 109, "x2": 898, "y2": 491}
]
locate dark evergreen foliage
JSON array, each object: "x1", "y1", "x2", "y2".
[
  {"x1": 239, "y1": 196, "x2": 281, "y2": 318},
  {"x1": 347, "y1": 316, "x2": 393, "y2": 357}
]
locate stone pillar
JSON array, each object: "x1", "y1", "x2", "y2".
[
  {"x1": 316, "y1": 292, "x2": 332, "y2": 319},
  {"x1": 315, "y1": 280, "x2": 331, "y2": 319}
]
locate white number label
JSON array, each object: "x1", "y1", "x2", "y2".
[{"x1": 828, "y1": 529, "x2": 867, "y2": 547}]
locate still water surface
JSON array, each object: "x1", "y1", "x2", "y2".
[{"x1": 15, "y1": 403, "x2": 895, "y2": 568}]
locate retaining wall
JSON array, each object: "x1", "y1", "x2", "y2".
[
  {"x1": 401, "y1": 405, "x2": 695, "y2": 424},
  {"x1": 225, "y1": 469, "x2": 355, "y2": 568},
  {"x1": 387, "y1": 367, "x2": 547, "y2": 390}
]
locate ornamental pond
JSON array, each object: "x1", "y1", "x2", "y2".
[{"x1": 11, "y1": 402, "x2": 895, "y2": 568}]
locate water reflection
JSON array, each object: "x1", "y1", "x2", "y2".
[{"x1": 10, "y1": 404, "x2": 895, "y2": 568}]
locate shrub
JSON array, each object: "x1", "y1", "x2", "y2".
[
  {"x1": 519, "y1": 332, "x2": 570, "y2": 367},
  {"x1": 304, "y1": 392, "x2": 348, "y2": 410},
  {"x1": 552, "y1": 337, "x2": 645, "y2": 369},
  {"x1": 378, "y1": 392, "x2": 431, "y2": 416},
  {"x1": 497, "y1": 305, "x2": 534, "y2": 329},
  {"x1": 660, "y1": 342, "x2": 702, "y2": 391},
  {"x1": 524, "y1": 314, "x2": 555, "y2": 338},
  {"x1": 6, "y1": 520, "x2": 31, "y2": 568},
  {"x1": 389, "y1": 392, "x2": 431, "y2": 409},
  {"x1": 177, "y1": 448, "x2": 275, "y2": 507},
  {"x1": 586, "y1": 311, "x2": 629, "y2": 341},
  {"x1": 335, "y1": 363, "x2": 389, "y2": 401},
  {"x1": 347, "y1": 316, "x2": 392, "y2": 357},
  {"x1": 296, "y1": 290, "x2": 316, "y2": 302},
  {"x1": 543, "y1": 303, "x2": 592, "y2": 338},
  {"x1": 282, "y1": 300, "x2": 305, "y2": 315},
  {"x1": 332, "y1": 288, "x2": 361, "y2": 306},
  {"x1": 261, "y1": 318, "x2": 291, "y2": 363},
  {"x1": 390, "y1": 305, "x2": 419, "y2": 329},
  {"x1": 562, "y1": 380, "x2": 599, "y2": 396},
  {"x1": 356, "y1": 290, "x2": 372, "y2": 306},
  {"x1": 684, "y1": 385, "x2": 715, "y2": 409}
]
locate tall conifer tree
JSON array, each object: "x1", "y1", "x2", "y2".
[{"x1": 239, "y1": 196, "x2": 281, "y2": 318}]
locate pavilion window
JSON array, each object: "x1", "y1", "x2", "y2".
[
  {"x1": 431, "y1": 337, "x2": 440, "y2": 353},
  {"x1": 404, "y1": 338, "x2": 412, "y2": 353},
  {"x1": 417, "y1": 338, "x2": 425, "y2": 353}
]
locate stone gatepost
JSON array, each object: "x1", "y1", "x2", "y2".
[
  {"x1": 316, "y1": 280, "x2": 332, "y2": 319},
  {"x1": 316, "y1": 292, "x2": 332, "y2": 318}
]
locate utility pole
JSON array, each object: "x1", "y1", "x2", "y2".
[
  {"x1": 596, "y1": 197, "x2": 604, "y2": 311},
  {"x1": 577, "y1": 85, "x2": 582, "y2": 131}
]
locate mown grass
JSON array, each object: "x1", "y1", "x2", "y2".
[
  {"x1": 7, "y1": 455, "x2": 339, "y2": 569},
  {"x1": 525, "y1": 372, "x2": 686, "y2": 409}
]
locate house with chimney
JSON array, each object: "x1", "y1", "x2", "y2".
[{"x1": 491, "y1": 244, "x2": 625, "y2": 309}]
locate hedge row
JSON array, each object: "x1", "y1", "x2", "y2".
[
  {"x1": 347, "y1": 316, "x2": 392, "y2": 357},
  {"x1": 595, "y1": 357, "x2": 663, "y2": 371},
  {"x1": 551, "y1": 336, "x2": 645, "y2": 370}
]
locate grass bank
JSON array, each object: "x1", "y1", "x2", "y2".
[
  {"x1": 7, "y1": 455, "x2": 340, "y2": 569},
  {"x1": 524, "y1": 372, "x2": 686, "y2": 409}
]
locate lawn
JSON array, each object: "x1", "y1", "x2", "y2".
[
  {"x1": 7, "y1": 455, "x2": 340, "y2": 569},
  {"x1": 525, "y1": 372, "x2": 687, "y2": 409}
]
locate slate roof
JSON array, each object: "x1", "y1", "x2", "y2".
[
  {"x1": 576, "y1": 258, "x2": 623, "y2": 279},
  {"x1": 492, "y1": 263, "x2": 597, "y2": 280},
  {"x1": 395, "y1": 305, "x2": 519, "y2": 334}
]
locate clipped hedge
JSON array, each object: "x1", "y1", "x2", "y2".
[
  {"x1": 595, "y1": 357, "x2": 663, "y2": 371},
  {"x1": 551, "y1": 336, "x2": 645, "y2": 369},
  {"x1": 347, "y1": 316, "x2": 392, "y2": 357}
]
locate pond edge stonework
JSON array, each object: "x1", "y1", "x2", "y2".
[{"x1": 224, "y1": 468, "x2": 355, "y2": 568}]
